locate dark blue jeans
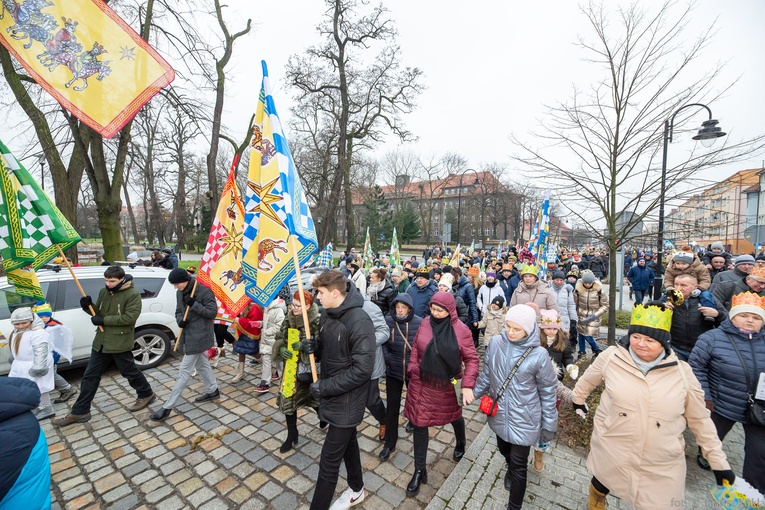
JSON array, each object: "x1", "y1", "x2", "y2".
[
  {"x1": 634, "y1": 290, "x2": 646, "y2": 305},
  {"x1": 577, "y1": 333, "x2": 600, "y2": 354}
]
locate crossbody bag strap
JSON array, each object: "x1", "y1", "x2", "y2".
[
  {"x1": 726, "y1": 333, "x2": 755, "y2": 397},
  {"x1": 496, "y1": 347, "x2": 534, "y2": 402}
]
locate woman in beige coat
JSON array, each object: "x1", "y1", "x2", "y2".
[
  {"x1": 573, "y1": 271, "x2": 608, "y2": 358},
  {"x1": 572, "y1": 302, "x2": 735, "y2": 509},
  {"x1": 509, "y1": 265, "x2": 559, "y2": 314}
]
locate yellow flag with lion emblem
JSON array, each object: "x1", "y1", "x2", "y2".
[
  {"x1": 240, "y1": 61, "x2": 318, "y2": 307},
  {"x1": 0, "y1": 0, "x2": 174, "y2": 137}
]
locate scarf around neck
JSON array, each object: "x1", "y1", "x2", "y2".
[{"x1": 419, "y1": 314, "x2": 461, "y2": 390}]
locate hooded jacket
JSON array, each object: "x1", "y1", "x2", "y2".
[
  {"x1": 689, "y1": 319, "x2": 765, "y2": 423},
  {"x1": 477, "y1": 281, "x2": 505, "y2": 316},
  {"x1": 362, "y1": 295, "x2": 389, "y2": 381},
  {"x1": 454, "y1": 275, "x2": 478, "y2": 324},
  {"x1": 574, "y1": 279, "x2": 609, "y2": 337},
  {"x1": 315, "y1": 288, "x2": 376, "y2": 428},
  {"x1": 478, "y1": 306, "x2": 506, "y2": 345},
  {"x1": 473, "y1": 324, "x2": 558, "y2": 446},
  {"x1": 548, "y1": 281, "x2": 577, "y2": 331},
  {"x1": 91, "y1": 274, "x2": 142, "y2": 353},
  {"x1": 0, "y1": 378, "x2": 49, "y2": 507},
  {"x1": 175, "y1": 278, "x2": 218, "y2": 355},
  {"x1": 664, "y1": 256, "x2": 711, "y2": 290},
  {"x1": 573, "y1": 339, "x2": 730, "y2": 508},
  {"x1": 668, "y1": 295, "x2": 725, "y2": 354},
  {"x1": 406, "y1": 279, "x2": 438, "y2": 318},
  {"x1": 404, "y1": 292, "x2": 479, "y2": 427},
  {"x1": 626, "y1": 263, "x2": 655, "y2": 292},
  {"x1": 383, "y1": 293, "x2": 423, "y2": 381}
]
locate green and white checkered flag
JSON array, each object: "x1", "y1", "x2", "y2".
[
  {"x1": 390, "y1": 227, "x2": 400, "y2": 268},
  {"x1": 0, "y1": 139, "x2": 81, "y2": 297}
]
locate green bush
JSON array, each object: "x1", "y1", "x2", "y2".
[{"x1": 601, "y1": 309, "x2": 631, "y2": 329}]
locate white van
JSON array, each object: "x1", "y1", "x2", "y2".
[{"x1": 0, "y1": 265, "x2": 179, "y2": 375}]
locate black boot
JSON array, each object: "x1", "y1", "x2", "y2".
[
  {"x1": 280, "y1": 413, "x2": 299, "y2": 453},
  {"x1": 453, "y1": 441, "x2": 466, "y2": 461},
  {"x1": 406, "y1": 469, "x2": 428, "y2": 497}
]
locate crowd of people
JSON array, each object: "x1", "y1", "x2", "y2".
[{"x1": 2, "y1": 240, "x2": 764, "y2": 510}]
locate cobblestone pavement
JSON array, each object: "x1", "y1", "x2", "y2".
[
  {"x1": 46, "y1": 340, "x2": 743, "y2": 510},
  {"x1": 46, "y1": 353, "x2": 486, "y2": 510}
]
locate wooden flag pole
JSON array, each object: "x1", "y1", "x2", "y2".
[
  {"x1": 173, "y1": 279, "x2": 198, "y2": 351},
  {"x1": 289, "y1": 235, "x2": 318, "y2": 383},
  {"x1": 56, "y1": 245, "x2": 103, "y2": 332}
]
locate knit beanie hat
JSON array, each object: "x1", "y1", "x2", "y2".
[
  {"x1": 491, "y1": 295, "x2": 505, "y2": 309},
  {"x1": 33, "y1": 302, "x2": 53, "y2": 317},
  {"x1": 736, "y1": 254, "x2": 756, "y2": 267},
  {"x1": 539, "y1": 309, "x2": 562, "y2": 329},
  {"x1": 673, "y1": 246, "x2": 694, "y2": 264},
  {"x1": 168, "y1": 267, "x2": 192, "y2": 284},
  {"x1": 581, "y1": 271, "x2": 596, "y2": 284},
  {"x1": 440, "y1": 273, "x2": 454, "y2": 286},
  {"x1": 504, "y1": 304, "x2": 538, "y2": 336},
  {"x1": 627, "y1": 302, "x2": 672, "y2": 351},
  {"x1": 551, "y1": 270, "x2": 565, "y2": 280},
  {"x1": 711, "y1": 241, "x2": 724, "y2": 251},
  {"x1": 730, "y1": 292, "x2": 765, "y2": 321},
  {"x1": 438, "y1": 280, "x2": 453, "y2": 292},
  {"x1": 486, "y1": 271, "x2": 497, "y2": 278}
]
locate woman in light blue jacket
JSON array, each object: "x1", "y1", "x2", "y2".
[{"x1": 473, "y1": 303, "x2": 559, "y2": 510}]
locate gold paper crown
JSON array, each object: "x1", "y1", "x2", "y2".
[
  {"x1": 731, "y1": 292, "x2": 765, "y2": 310},
  {"x1": 630, "y1": 304, "x2": 672, "y2": 332},
  {"x1": 749, "y1": 266, "x2": 765, "y2": 280}
]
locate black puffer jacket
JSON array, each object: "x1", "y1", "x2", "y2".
[
  {"x1": 384, "y1": 293, "x2": 423, "y2": 381},
  {"x1": 668, "y1": 295, "x2": 724, "y2": 354},
  {"x1": 369, "y1": 279, "x2": 396, "y2": 316},
  {"x1": 690, "y1": 319, "x2": 765, "y2": 423},
  {"x1": 315, "y1": 289, "x2": 376, "y2": 428}
]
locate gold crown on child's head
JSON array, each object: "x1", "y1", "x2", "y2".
[
  {"x1": 731, "y1": 292, "x2": 765, "y2": 310},
  {"x1": 630, "y1": 304, "x2": 672, "y2": 332}
]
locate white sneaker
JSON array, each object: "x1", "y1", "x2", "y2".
[{"x1": 329, "y1": 487, "x2": 365, "y2": 510}]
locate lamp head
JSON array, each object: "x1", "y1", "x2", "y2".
[{"x1": 692, "y1": 119, "x2": 726, "y2": 148}]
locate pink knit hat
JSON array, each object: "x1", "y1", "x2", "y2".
[
  {"x1": 504, "y1": 304, "x2": 538, "y2": 335},
  {"x1": 539, "y1": 309, "x2": 562, "y2": 329}
]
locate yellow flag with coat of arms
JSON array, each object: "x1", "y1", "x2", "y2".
[{"x1": 240, "y1": 61, "x2": 318, "y2": 306}]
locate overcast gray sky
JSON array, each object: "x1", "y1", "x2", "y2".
[{"x1": 219, "y1": 0, "x2": 764, "y2": 191}]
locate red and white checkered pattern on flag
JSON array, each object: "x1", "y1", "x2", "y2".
[{"x1": 198, "y1": 156, "x2": 250, "y2": 319}]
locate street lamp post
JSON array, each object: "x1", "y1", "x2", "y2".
[
  {"x1": 456, "y1": 168, "x2": 480, "y2": 246},
  {"x1": 654, "y1": 104, "x2": 726, "y2": 299}
]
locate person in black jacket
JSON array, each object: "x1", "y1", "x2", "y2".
[
  {"x1": 367, "y1": 268, "x2": 396, "y2": 316},
  {"x1": 379, "y1": 293, "x2": 423, "y2": 461},
  {"x1": 664, "y1": 274, "x2": 724, "y2": 362},
  {"x1": 0, "y1": 378, "x2": 51, "y2": 508},
  {"x1": 309, "y1": 270, "x2": 376, "y2": 510}
]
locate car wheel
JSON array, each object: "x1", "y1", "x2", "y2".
[{"x1": 133, "y1": 328, "x2": 171, "y2": 370}]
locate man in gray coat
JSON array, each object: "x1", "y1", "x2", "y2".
[{"x1": 150, "y1": 268, "x2": 220, "y2": 421}]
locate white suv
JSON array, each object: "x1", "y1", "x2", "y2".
[{"x1": 0, "y1": 265, "x2": 179, "y2": 375}]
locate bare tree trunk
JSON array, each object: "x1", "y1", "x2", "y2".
[{"x1": 205, "y1": 0, "x2": 251, "y2": 206}]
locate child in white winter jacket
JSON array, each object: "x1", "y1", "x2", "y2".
[{"x1": 8, "y1": 307, "x2": 55, "y2": 420}]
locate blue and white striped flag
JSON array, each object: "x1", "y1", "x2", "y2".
[{"x1": 240, "y1": 61, "x2": 318, "y2": 306}]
